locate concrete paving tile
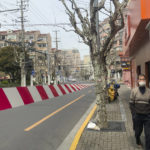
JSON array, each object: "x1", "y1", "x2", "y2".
[{"x1": 76, "y1": 85, "x2": 144, "y2": 150}]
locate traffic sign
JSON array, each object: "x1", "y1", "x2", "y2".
[{"x1": 31, "y1": 70, "x2": 35, "y2": 75}]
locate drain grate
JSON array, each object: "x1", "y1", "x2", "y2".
[
  {"x1": 100, "y1": 121, "x2": 126, "y2": 132},
  {"x1": 87, "y1": 121, "x2": 126, "y2": 132}
]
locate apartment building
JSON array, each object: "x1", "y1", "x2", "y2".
[
  {"x1": 99, "y1": 18, "x2": 123, "y2": 81},
  {"x1": 0, "y1": 30, "x2": 52, "y2": 84},
  {"x1": 82, "y1": 55, "x2": 94, "y2": 80},
  {"x1": 57, "y1": 49, "x2": 81, "y2": 81}
]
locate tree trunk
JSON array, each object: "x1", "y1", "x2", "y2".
[
  {"x1": 107, "y1": 65, "x2": 111, "y2": 83},
  {"x1": 92, "y1": 55, "x2": 108, "y2": 128}
]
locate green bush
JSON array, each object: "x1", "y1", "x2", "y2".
[{"x1": 1, "y1": 80, "x2": 9, "y2": 84}]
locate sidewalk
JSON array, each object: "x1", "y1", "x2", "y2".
[{"x1": 76, "y1": 85, "x2": 145, "y2": 150}]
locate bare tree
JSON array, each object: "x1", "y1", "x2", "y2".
[{"x1": 60, "y1": 0, "x2": 128, "y2": 128}]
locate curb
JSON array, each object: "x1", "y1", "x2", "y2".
[
  {"x1": 57, "y1": 99, "x2": 97, "y2": 150},
  {"x1": 70, "y1": 105, "x2": 97, "y2": 150}
]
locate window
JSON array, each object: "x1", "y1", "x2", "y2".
[
  {"x1": 113, "y1": 40, "x2": 117, "y2": 44},
  {"x1": 119, "y1": 32, "x2": 123, "y2": 39},
  {"x1": 119, "y1": 40, "x2": 122, "y2": 45},
  {"x1": 7, "y1": 34, "x2": 16, "y2": 40},
  {"x1": 137, "y1": 65, "x2": 141, "y2": 76},
  {"x1": 0, "y1": 43, "x2": 4, "y2": 47},
  {"x1": 43, "y1": 43, "x2": 47, "y2": 47},
  {"x1": 0, "y1": 35, "x2": 6, "y2": 40},
  {"x1": 29, "y1": 36, "x2": 34, "y2": 40},
  {"x1": 38, "y1": 37, "x2": 47, "y2": 41},
  {"x1": 116, "y1": 61, "x2": 121, "y2": 65},
  {"x1": 38, "y1": 56, "x2": 43, "y2": 60},
  {"x1": 38, "y1": 43, "x2": 47, "y2": 48},
  {"x1": 145, "y1": 62, "x2": 150, "y2": 87}
]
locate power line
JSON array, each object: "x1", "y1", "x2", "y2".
[
  {"x1": 29, "y1": 2, "x2": 48, "y2": 24},
  {"x1": 1, "y1": 23, "x2": 72, "y2": 27},
  {"x1": 0, "y1": 9, "x2": 20, "y2": 13},
  {"x1": 0, "y1": 2, "x2": 20, "y2": 30}
]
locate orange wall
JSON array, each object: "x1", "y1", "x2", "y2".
[{"x1": 141, "y1": 0, "x2": 150, "y2": 19}]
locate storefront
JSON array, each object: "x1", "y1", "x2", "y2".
[
  {"x1": 123, "y1": 0, "x2": 150, "y2": 87},
  {"x1": 120, "y1": 55, "x2": 131, "y2": 86}
]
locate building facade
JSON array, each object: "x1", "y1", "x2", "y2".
[
  {"x1": 99, "y1": 18, "x2": 123, "y2": 81},
  {"x1": 60, "y1": 49, "x2": 81, "y2": 80},
  {"x1": 48, "y1": 49, "x2": 81, "y2": 82},
  {"x1": 0, "y1": 30, "x2": 52, "y2": 84},
  {"x1": 82, "y1": 55, "x2": 94, "y2": 80},
  {"x1": 123, "y1": 0, "x2": 150, "y2": 87}
]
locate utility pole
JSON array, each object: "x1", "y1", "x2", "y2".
[
  {"x1": 20, "y1": 0, "x2": 26, "y2": 86},
  {"x1": 0, "y1": 6, "x2": 26, "y2": 85},
  {"x1": 47, "y1": 50, "x2": 50, "y2": 85},
  {"x1": 53, "y1": 30, "x2": 60, "y2": 84},
  {"x1": 53, "y1": 30, "x2": 60, "y2": 50}
]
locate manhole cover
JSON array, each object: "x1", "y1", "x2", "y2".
[{"x1": 101, "y1": 121, "x2": 126, "y2": 132}]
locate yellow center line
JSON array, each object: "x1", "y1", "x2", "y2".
[
  {"x1": 69, "y1": 105, "x2": 97, "y2": 150},
  {"x1": 24, "y1": 94, "x2": 85, "y2": 132}
]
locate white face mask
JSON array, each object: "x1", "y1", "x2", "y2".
[{"x1": 139, "y1": 81, "x2": 146, "y2": 87}]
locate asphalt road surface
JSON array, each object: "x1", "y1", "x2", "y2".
[{"x1": 0, "y1": 86, "x2": 95, "y2": 150}]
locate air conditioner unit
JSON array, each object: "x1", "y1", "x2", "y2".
[
  {"x1": 146, "y1": 21, "x2": 150, "y2": 30},
  {"x1": 7, "y1": 30, "x2": 13, "y2": 34},
  {"x1": 146, "y1": 21, "x2": 150, "y2": 39}
]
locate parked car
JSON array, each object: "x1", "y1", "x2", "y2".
[
  {"x1": 68, "y1": 78, "x2": 76, "y2": 82},
  {"x1": 71, "y1": 78, "x2": 76, "y2": 82}
]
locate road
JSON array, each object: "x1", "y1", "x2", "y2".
[{"x1": 0, "y1": 86, "x2": 95, "y2": 150}]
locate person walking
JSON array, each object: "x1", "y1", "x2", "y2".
[{"x1": 129, "y1": 74, "x2": 150, "y2": 150}]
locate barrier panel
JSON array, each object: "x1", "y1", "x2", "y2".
[
  {"x1": 0, "y1": 88, "x2": 12, "y2": 110},
  {"x1": 0, "y1": 84, "x2": 92, "y2": 111},
  {"x1": 36, "y1": 86, "x2": 49, "y2": 100}
]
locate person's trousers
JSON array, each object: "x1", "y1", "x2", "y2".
[
  {"x1": 134, "y1": 113, "x2": 150, "y2": 150},
  {"x1": 131, "y1": 111, "x2": 136, "y2": 131}
]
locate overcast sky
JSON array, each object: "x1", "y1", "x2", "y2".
[{"x1": 0, "y1": 0, "x2": 110, "y2": 59}]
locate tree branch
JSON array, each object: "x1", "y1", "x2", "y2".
[
  {"x1": 90, "y1": 0, "x2": 95, "y2": 7},
  {"x1": 97, "y1": 0, "x2": 107, "y2": 11},
  {"x1": 102, "y1": 0, "x2": 128, "y2": 54},
  {"x1": 68, "y1": 0, "x2": 91, "y2": 36},
  {"x1": 103, "y1": 7, "x2": 111, "y2": 14},
  {"x1": 90, "y1": 0, "x2": 106, "y2": 39},
  {"x1": 100, "y1": 10, "x2": 110, "y2": 17},
  {"x1": 60, "y1": 0, "x2": 89, "y2": 45},
  {"x1": 79, "y1": 7, "x2": 91, "y2": 26},
  {"x1": 104, "y1": 37, "x2": 115, "y2": 57},
  {"x1": 56, "y1": 25, "x2": 75, "y2": 32}
]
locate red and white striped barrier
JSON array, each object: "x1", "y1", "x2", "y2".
[{"x1": 0, "y1": 84, "x2": 92, "y2": 111}]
